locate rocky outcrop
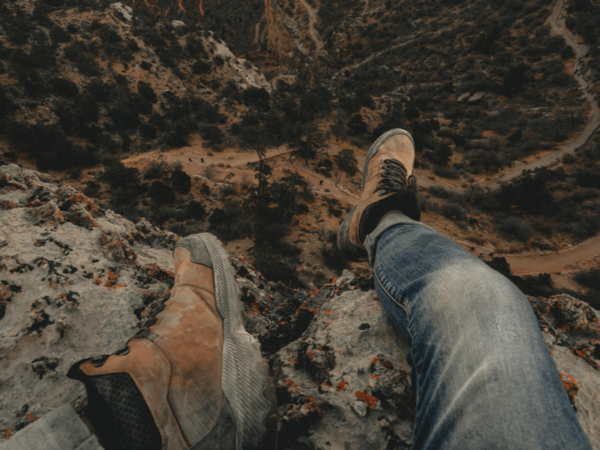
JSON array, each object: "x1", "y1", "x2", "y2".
[
  {"x1": 0, "y1": 164, "x2": 176, "y2": 436},
  {"x1": 264, "y1": 0, "x2": 297, "y2": 62},
  {"x1": 1, "y1": 164, "x2": 599, "y2": 448},
  {"x1": 129, "y1": 0, "x2": 266, "y2": 58},
  {"x1": 266, "y1": 282, "x2": 600, "y2": 449}
]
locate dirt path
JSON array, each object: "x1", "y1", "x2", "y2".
[
  {"x1": 298, "y1": 0, "x2": 325, "y2": 55},
  {"x1": 122, "y1": 141, "x2": 359, "y2": 203},
  {"x1": 123, "y1": 146, "x2": 292, "y2": 168},
  {"x1": 330, "y1": 36, "x2": 417, "y2": 81},
  {"x1": 479, "y1": 0, "x2": 600, "y2": 189},
  {"x1": 505, "y1": 235, "x2": 600, "y2": 275},
  {"x1": 414, "y1": 0, "x2": 600, "y2": 275}
]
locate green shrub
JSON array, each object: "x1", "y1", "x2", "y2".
[
  {"x1": 101, "y1": 162, "x2": 141, "y2": 191},
  {"x1": 138, "y1": 81, "x2": 157, "y2": 103},
  {"x1": 441, "y1": 202, "x2": 465, "y2": 221},
  {"x1": 149, "y1": 181, "x2": 176, "y2": 204},
  {"x1": 186, "y1": 200, "x2": 206, "y2": 220},
  {"x1": 170, "y1": 169, "x2": 191, "y2": 194},
  {"x1": 49, "y1": 78, "x2": 79, "y2": 98},
  {"x1": 209, "y1": 206, "x2": 251, "y2": 241},
  {"x1": 497, "y1": 217, "x2": 535, "y2": 241},
  {"x1": 334, "y1": 149, "x2": 358, "y2": 176}
]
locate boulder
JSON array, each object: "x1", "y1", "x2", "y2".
[
  {"x1": 109, "y1": 2, "x2": 133, "y2": 21},
  {"x1": 467, "y1": 91, "x2": 485, "y2": 103}
]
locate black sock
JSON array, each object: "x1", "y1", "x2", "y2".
[{"x1": 359, "y1": 189, "x2": 421, "y2": 242}]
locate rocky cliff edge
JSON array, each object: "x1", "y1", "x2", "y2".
[{"x1": 1, "y1": 164, "x2": 599, "y2": 449}]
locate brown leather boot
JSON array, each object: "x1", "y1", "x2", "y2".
[
  {"x1": 69, "y1": 233, "x2": 277, "y2": 450},
  {"x1": 338, "y1": 129, "x2": 419, "y2": 258}
]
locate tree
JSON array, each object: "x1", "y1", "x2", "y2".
[
  {"x1": 137, "y1": 81, "x2": 157, "y2": 103},
  {"x1": 101, "y1": 162, "x2": 141, "y2": 191},
  {"x1": 149, "y1": 181, "x2": 176, "y2": 204},
  {"x1": 347, "y1": 114, "x2": 368, "y2": 136},
  {"x1": 0, "y1": 86, "x2": 17, "y2": 119},
  {"x1": 291, "y1": 133, "x2": 324, "y2": 166},
  {"x1": 503, "y1": 63, "x2": 529, "y2": 96},
  {"x1": 170, "y1": 169, "x2": 191, "y2": 194},
  {"x1": 186, "y1": 200, "x2": 206, "y2": 220},
  {"x1": 334, "y1": 149, "x2": 358, "y2": 176},
  {"x1": 241, "y1": 126, "x2": 271, "y2": 200}
]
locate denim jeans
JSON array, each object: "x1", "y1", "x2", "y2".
[{"x1": 366, "y1": 212, "x2": 592, "y2": 450}]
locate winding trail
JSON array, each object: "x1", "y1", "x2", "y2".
[
  {"x1": 298, "y1": 0, "x2": 325, "y2": 55},
  {"x1": 505, "y1": 236, "x2": 600, "y2": 275},
  {"x1": 416, "y1": 0, "x2": 600, "y2": 273},
  {"x1": 480, "y1": 0, "x2": 600, "y2": 189}
]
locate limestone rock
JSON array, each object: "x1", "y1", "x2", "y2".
[
  {"x1": 467, "y1": 91, "x2": 485, "y2": 103},
  {"x1": 109, "y1": 2, "x2": 133, "y2": 21},
  {"x1": 271, "y1": 278, "x2": 415, "y2": 450},
  {"x1": 0, "y1": 165, "x2": 174, "y2": 433},
  {"x1": 457, "y1": 92, "x2": 471, "y2": 103}
]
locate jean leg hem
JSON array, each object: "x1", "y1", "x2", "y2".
[{"x1": 364, "y1": 212, "x2": 436, "y2": 266}]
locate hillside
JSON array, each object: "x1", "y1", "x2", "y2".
[{"x1": 0, "y1": 0, "x2": 599, "y2": 301}]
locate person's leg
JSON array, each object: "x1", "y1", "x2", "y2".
[
  {"x1": 338, "y1": 128, "x2": 591, "y2": 449},
  {"x1": 369, "y1": 213, "x2": 592, "y2": 450}
]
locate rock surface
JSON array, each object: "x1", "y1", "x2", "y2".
[
  {"x1": 0, "y1": 164, "x2": 176, "y2": 436},
  {"x1": 1, "y1": 164, "x2": 600, "y2": 449}
]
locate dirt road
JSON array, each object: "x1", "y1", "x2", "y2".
[
  {"x1": 480, "y1": 0, "x2": 600, "y2": 189},
  {"x1": 505, "y1": 235, "x2": 600, "y2": 275}
]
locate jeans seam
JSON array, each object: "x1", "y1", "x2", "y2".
[{"x1": 375, "y1": 269, "x2": 422, "y2": 406}]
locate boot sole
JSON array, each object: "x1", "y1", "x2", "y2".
[
  {"x1": 184, "y1": 233, "x2": 278, "y2": 450},
  {"x1": 338, "y1": 129, "x2": 414, "y2": 258}
]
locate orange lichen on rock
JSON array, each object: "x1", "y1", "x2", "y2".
[
  {"x1": 104, "y1": 271, "x2": 119, "y2": 287},
  {"x1": 354, "y1": 390, "x2": 378, "y2": 409},
  {"x1": 559, "y1": 372, "x2": 580, "y2": 403},
  {"x1": 372, "y1": 296, "x2": 379, "y2": 301},
  {"x1": 284, "y1": 379, "x2": 302, "y2": 396},
  {"x1": 324, "y1": 309, "x2": 334, "y2": 316},
  {"x1": 337, "y1": 381, "x2": 346, "y2": 391},
  {"x1": 0, "y1": 200, "x2": 17, "y2": 210},
  {"x1": 250, "y1": 300, "x2": 262, "y2": 314}
]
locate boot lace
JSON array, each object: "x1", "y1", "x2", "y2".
[{"x1": 375, "y1": 159, "x2": 416, "y2": 196}]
